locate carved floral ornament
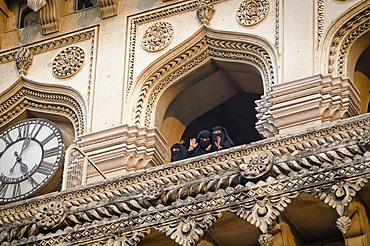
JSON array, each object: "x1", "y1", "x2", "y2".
[
  {"x1": 35, "y1": 201, "x2": 66, "y2": 230},
  {"x1": 141, "y1": 22, "x2": 175, "y2": 52},
  {"x1": 52, "y1": 46, "x2": 85, "y2": 78},
  {"x1": 236, "y1": 0, "x2": 270, "y2": 26},
  {"x1": 15, "y1": 47, "x2": 33, "y2": 75},
  {"x1": 238, "y1": 150, "x2": 274, "y2": 180},
  {"x1": 196, "y1": 0, "x2": 215, "y2": 25}
]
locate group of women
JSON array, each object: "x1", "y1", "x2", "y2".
[{"x1": 170, "y1": 126, "x2": 234, "y2": 162}]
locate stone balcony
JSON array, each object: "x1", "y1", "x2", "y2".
[{"x1": 1, "y1": 113, "x2": 370, "y2": 245}]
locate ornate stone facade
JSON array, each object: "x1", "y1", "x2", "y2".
[
  {"x1": 0, "y1": 0, "x2": 369, "y2": 245},
  {"x1": 0, "y1": 113, "x2": 370, "y2": 245}
]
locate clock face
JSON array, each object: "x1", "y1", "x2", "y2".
[{"x1": 0, "y1": 118, "x2": 64, "y2": 203}]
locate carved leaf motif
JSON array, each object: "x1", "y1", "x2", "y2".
[
  {"x1": 336, "y1": 216, "x2": 351, "y2": 234},
  {"x1": 27, "y1": 0, "x2": 47, "y2": 12},
  {"x1": 155, "y1": 213, "x2": 222, "y2": 246},
  {"x1": 314, "y1": 177, "x2": 368, "y2": 216},
  {"x1": 104, "y1": 229, "x2": 151, "y2": 246},
  {"x1": 258, "y1": 233, "x2": 274, "y2": 246},
  {"x1": 232, "y1": 193, "x2": 298, "y2": 233},
  {"x1": 16, "y1": 47, "x2": 33, "y2": 75}
]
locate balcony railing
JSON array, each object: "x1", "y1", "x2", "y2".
[{"x1": 62, "y1": 144, "x2": 107, "y2": 190}]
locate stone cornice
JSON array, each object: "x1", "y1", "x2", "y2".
[{"x1": 1, "y1": 113, "x2": 370, "y2": 244}]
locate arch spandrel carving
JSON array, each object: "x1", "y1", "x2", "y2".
[
  {"x1": 0, "y1": 76, "x2": 86, "y2": 135},
  {"x1": 128, "y1": 26, "x2": 278, "y2": 128},
  {"x1": 318, "y1": 1, "x2": 370, "y2": 78}
]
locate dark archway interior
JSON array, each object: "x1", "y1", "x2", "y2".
[
  {"x1": 181, "y1": 91, "x2": 261, "y2": 147},
  {"x1": 355, "y1": 45, "x2": 370, "y2": 79},
  {"x1": 162, "y1": 59, "x2": 263, "y2": 149}
]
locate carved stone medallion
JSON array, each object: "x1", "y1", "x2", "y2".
[
  {"x1": 141, "y1": 22, "x2": 174, "y2": 52},
  {"x1": 238, "y1": 151, "x2": 273, "y2": 180},
  {"x1": 52, "y1": 46, "x2": 85, "y2": 78},
  {"x1": 236, "y1": 0, "x2": 270, "y2": 26}
]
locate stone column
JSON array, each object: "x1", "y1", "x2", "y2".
[{"x1": 77, "y1": 124, "x2": 168, "y2": 178}]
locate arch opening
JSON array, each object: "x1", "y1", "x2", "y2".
[
  {"x1": 353, "y1": 40, "x2": 370, "y2": 114},
  {"x1": 160, "y1": 59, "x2": 263, "y2": 152}
]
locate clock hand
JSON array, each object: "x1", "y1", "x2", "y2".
[
  {"x1": 9, "y1": 119, "x2": 41, "y2": 173},
  {"x1": 18, "y1": 118, "x2": 41, "y2": 158}
]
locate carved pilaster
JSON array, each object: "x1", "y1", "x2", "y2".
[
  {"x1": 77, "y1": 124, "x2": 168, "y2": 177},
  {"x1": 255, "y1": 74, "x2": 360, "y2": 137},
  {"x1": 99, "y1": 0, "x2": 118, "y2": 19},
  {"x1": 39, "y1": 0, "x2": 60, "y2": 35}
]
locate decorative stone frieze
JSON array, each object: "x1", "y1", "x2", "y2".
[
  {"x1": 15, "y1": 47, "x2": 33, "y2": 75},
  {"x1": 52, "y1": 46, "x2": 85, "y2": 78},
  {"x1": 236, "y1": 0, "x2": 270, "y2": 26},
  {"x1": 255, "y1": 74, "x2": 360, "y2": 137},
  {"x1": 141, "y1": 22, "x2": 175, "y2": 52},
  {"x1": 196, "y1": 0, "x2": 215, "y2": 25},
  {"x1": 1, "y1": 113, "x2": 370, "y2": 245}
]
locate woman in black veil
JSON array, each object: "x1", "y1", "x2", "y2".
[
  {"x1": 211, "y1": 126, "x2": 234, "y2": 151},
  {"x1": 187, "y1": 130, "x2": 212, "y2": 157},
  {"x1": 170, "y1": 143, "x2": 188, "y2": 162}
]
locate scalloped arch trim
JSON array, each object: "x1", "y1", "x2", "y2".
[
  {"x1": 131, "y1": 26, "x2": 278, "y2": 127},
  {"x1": 0, "y1": 76, "x2": 86, "y2": 135}
]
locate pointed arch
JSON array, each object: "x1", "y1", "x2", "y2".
[
  {"x1": 129, "y1": 26, "x2": 278, "y2": 128},
  {"x1": 319, "y1": 1, "x2": 370, "y2": 78},
  {"x1": 0, "y1": 76, "x2": 86, "y2": 136}
]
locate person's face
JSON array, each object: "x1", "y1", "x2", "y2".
[
  {"x1": 213, "y1": 129, "x2": 222, "y2": 135},
  {"x1": 172, "y1": 147, "x2": 180, "y2": 152},
  {"x1": 200, "y1": 137, "x2": 210, "y2": 142}
]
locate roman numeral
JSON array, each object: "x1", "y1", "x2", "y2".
[
  {"x1": 27, "y1": 176, "x2": 39, "y2": 188},
  {"x1": 31, "y1": 124, "x2": 43, "y2": 139},
  {"x1": 17, "y1": 124, "x2": 30, "y2": 140},
  {"x1": 40, "y1": 133, "x2": 56, "y2": 146},
  {"x1": 0, "y1": 182, "x2": 9, "y2": 197},
  {"x1": 43, "y1": 147, "x2": 60, "y2": 158},
  {"x1": 1, "y1": 132, "x2": 13, "y2": 146},
  {"x1": 12, "y1": 183, "x2": 21, "y2": 197},
  {"x1": 37, "y1": 161, "x2": 54, "y2": 175}
]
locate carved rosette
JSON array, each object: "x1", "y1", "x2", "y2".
[
  {"x1": 52, "y1": 46, "x2": 85, "y2": 78},
  {"x1": 196, "y1": 0, "x2": 215, "y2": 25},
  {"x1": 35, "y1": 201, "x2": 66, "y2": 230},
  {"x1": 142, "y1": 183, "x2": 163, "y2": 205},
  {"x1": 238, "y1": 151, "x2": 273, "y2": 180},
  {"x1": 258, "y1": 233, "x2": 274, "y2": 246},
  {"x1": 141, "y1": 22, "x2": 174, "y2": 52},
  {"x1": 155, "y1": 213, "x2": 221, "y2": 246},
  {"x1": 236, "y1": 0, "x2": 270, "y2": 26},
  {"x1": 358, "y1": 128, "x2": 370, "y2": 150},
  {"x1": 16, "y1": 47, "x2": 33, "y2": 75},
  {"x1": 336, "y1": 216, "x2": 351, "y2": 234},
  {"x1": 27, "y1": 0, "x2": 47, "y2": 12}
]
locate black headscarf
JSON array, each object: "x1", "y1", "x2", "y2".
[
  {"x1": 188, "y1": 130, "x2": 212, "y2": 157},
  {"x1": 170, "y1": 143, "x2": 187, "y2": 162},
  {"x1": 211, "y1": 126, "x2": 234, "y2": 151}
]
